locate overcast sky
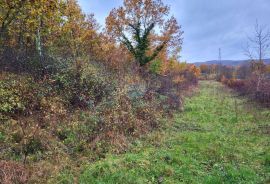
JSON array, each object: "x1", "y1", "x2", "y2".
[{"x1": 78, "y1": 0, "x2": 270, "y2": 62}]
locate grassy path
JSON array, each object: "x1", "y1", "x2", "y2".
[{"x1": 63, "y1": 81, "x2": 270, "y2": 183}]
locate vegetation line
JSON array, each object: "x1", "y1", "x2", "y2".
[{"x1": 75, "y1": 81, "x2": 270, "y2": 183}]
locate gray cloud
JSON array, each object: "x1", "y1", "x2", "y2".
[{"x1": 166, "y1": 0, "x2": 270, "y2": 62}]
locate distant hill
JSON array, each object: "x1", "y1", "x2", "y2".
[{"x1": 193, "y1": 59, "x2": 270, "y2": 66}]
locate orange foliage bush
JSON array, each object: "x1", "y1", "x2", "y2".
[
  {"x1": 221, "y1": 63, "x2": 270, "y2": 107},
  {"x1": 222, "y1": 78, "x2": 245, "y2": 91}
]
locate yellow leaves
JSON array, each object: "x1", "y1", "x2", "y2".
[
  {"x1": 40, "y1": 97, "x2": 67, "y2": 116},
  {"x1": 266, "y1": 65, "x2": 270, "y2": 74},
  {"x1": 1, "y1": 0, "x2": 99, "y2": 58},
  {"x1": 188, "y1": 64, "x2": 201, "y2": 77},
  {"x1": 199, "y1": 64, "x2": 209, "y2": 73},
  {"x1": 106, "y1": 0, "x2": 174, "y2": 37},
  {"x1": 173, "y1": 75, "x2": 185, "y2": 83}
]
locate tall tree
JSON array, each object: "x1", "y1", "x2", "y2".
[
  {"x1": 106, "y1": 0, "x2": 183, "y2": 66},
  {"x1": 0, "y1": 0, "x2": 100, "y2": 65},
  {"x1": 0, "y1": 0, "x2": 62, "y2": 58},
  {"x1": 49, "y1": 0, "x2": 100, "y2": 59},
  {"x1": 0, "y1": 0, "x2": 28, "y2": 40},
  {"x1": 244, "y1": 21, "x2": 270, "y2": 92}
]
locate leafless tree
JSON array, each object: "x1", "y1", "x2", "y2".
[
  {"x1": 243, "y1": 21, "x2": 270, "y2": 98},
  {"x1": 244, "y1": 20, "x2": 270, "y2": 62}
]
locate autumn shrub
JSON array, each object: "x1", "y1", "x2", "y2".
[
  {"x1": 0, "y1": 56, "x2": 199, "y2": 165},
  {"x1": 246, "y1": 75, "x2": 270, "y2": 106},
  {"x1": 223, "y1": 78, "x2": 246, "y2": 92},
  {"x1": 0, "y1": 73, "x2": 40, "y2": 120},
  {"x1": 56, "y1": 83, "x2": 162, "y2": 156},
  {"x1": 183, "y1": 64, "x2": 200, "y2": 86},
  {"x1": 0, "y1": 72, "x2": 68, "y2": 123},
  {"x1": 94, "y1": 93, "x2": 159, "y2": 154},
  {"x1": 149, "y1": 59, "x2": 163, "y2": 74},
  {"x1": 0, "y1": 160, "x2": 29, "y2": 184},
  {"x1": 150, "y1": 74, "x2": 183, "y2": 112},
  {"x1": 0, "y1": 76, "x2": 23, "y2": 120},
  {"x1": 0, "y1": 117, "x2": 49, "y2": 164},
  {"x1": 56, "y1": 124, "x2": 88, "y2": 155},
  {"x1": 220, "y1": 66, "x2": 270, "y2": 107},
  {"x1": 54, "y1": 65, "x2": 166, "y2": 155},
  {"x1": 252, "y1": 83, "x2": 269, "y2": 106},
  {"x1": 53, "y1": 61, "x2": 116, "y2": 109},
  {"x1": 97, "y1": 38, "x2": 132, "y2": 72}
]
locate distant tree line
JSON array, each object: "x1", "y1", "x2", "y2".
[{"x1": 199, "y1": 21, "x2": 270, "y2": 106}]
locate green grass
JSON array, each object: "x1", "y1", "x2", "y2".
[{"x1": 57, "y1": 81, "x2": 270, "y2": 184}]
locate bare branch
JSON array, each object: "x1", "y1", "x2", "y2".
[{"x1": 245, "y1": 20, "x2": 270, "y2": 61}]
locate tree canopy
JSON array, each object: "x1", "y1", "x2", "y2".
[{"x1": 106, "y1": 0, "x2": 183, "y2": 66}]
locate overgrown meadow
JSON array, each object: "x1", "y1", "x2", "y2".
[
  {"x1": 0, "y1": 0, "x2": 199, "y2": 183},
  {"x1": 0, "y1": 0, "x2": 269, "y2": 183}
]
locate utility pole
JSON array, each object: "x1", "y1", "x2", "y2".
[
  {"x1": 217, "y1": 48, "x2": 222, "y2": 79},
  {"x1": 219, "y1": 48, "x2": 222, "y2": 64}
]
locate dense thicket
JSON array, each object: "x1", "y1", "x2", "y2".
[{"x1": 0, "y1": 0, "x2": 199, "y2": 183}]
